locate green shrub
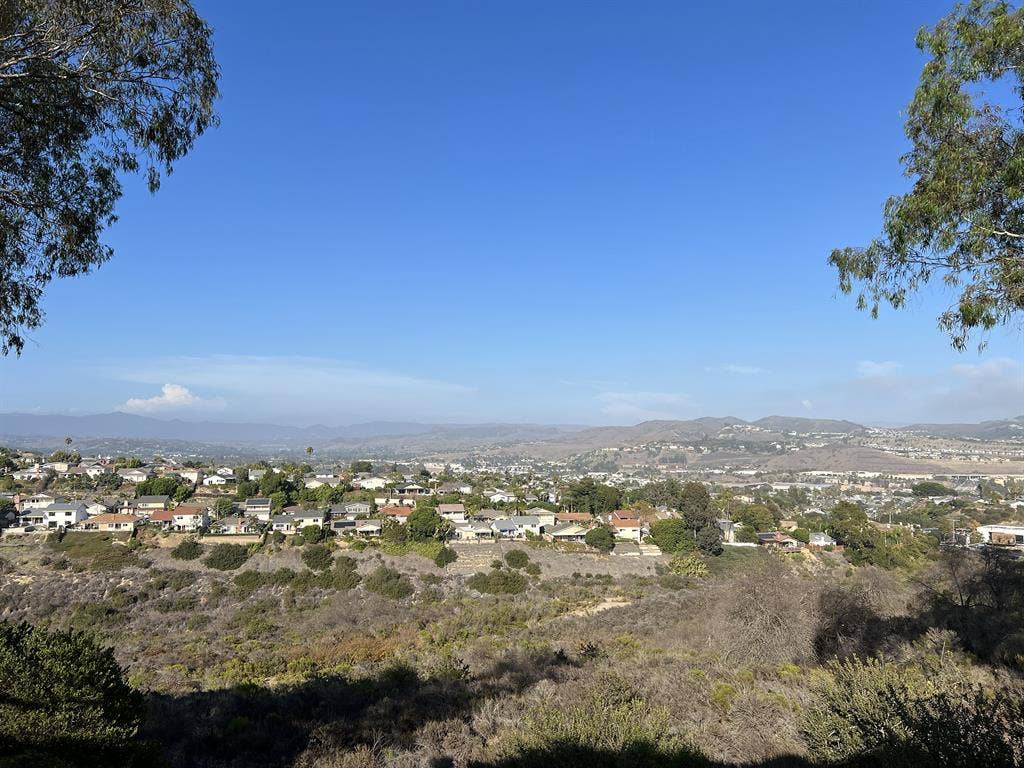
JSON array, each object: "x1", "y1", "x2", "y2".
[
  {"x1": 433, "y1": 546, "x2": 458, "y2": 568},
  {"x1": 466, "y1": 569, "x2": 527, "y2": 595},
  {"x1": 668, "y1": 553, "x2": 708, "y2": 577},
  {"x1": 505, "y1": 676, "x2": 688, "y2": 762},
  {"x1": 333, "y1": 556, "x2": 361, "y2": 590},
  {"x1": 524, "y1": 561, "x2": 541, "y2": 576},
  {"x1": 363, "y1": 566, "x2": 413, "y2": 600},
  {"x1": 170, "y1": 539, "x2": 203, "y2": 561},
  {"x1": 298, "y1": 524, "x2": 324, "y2": 545},
  {"x1": 349, "y1": 539, "x2": 368, "y2": 551},
  {"x1": 804, "y1": 657, "x2": 1024, "y2": 766},
  {"x1": 0, "y1": 621, "x2": 144, "y2": 764},
  {"x1": 204, "y1": 543, "x2": 249, "y2": 571},
  {"x1": 301, "y1": 544, "x2": 333, "y2": 571},
  {"x1": 504, "y1": 549, "x2": 530, "y2": 569},
  {"x1": 584, "y1": 526, "x2": 615, "y2": 552}
]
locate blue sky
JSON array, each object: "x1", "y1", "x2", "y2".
[{"x1": 1, "y1": 0, "x2": 1021, "y2": 426}]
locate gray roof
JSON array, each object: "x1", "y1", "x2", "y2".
[
  {"x1": 246, "y1": 497, "x2": 271, "y2": 505},
  {"x1": 271, "y1": 514, "x2": 296, "y2": 525},
  {"x1": 492, "y1": 520, "x2": 517, "y2": 532},
  {"x1": 509, "y1": 515, "x2": 540, "y2": 526},
  {"x1": 136, "y1": 495, "x2": 169, "y2": 503}
]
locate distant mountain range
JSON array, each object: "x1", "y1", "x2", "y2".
[
  {"x1": 1, "y1": 411, "x2": 1020, "y2": 455},
  {"x1": 899, "y1": 415, "x2": 1024, "y2": 440}
]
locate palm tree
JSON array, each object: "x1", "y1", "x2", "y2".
[{"x1": 64, "y1": 436, "x2": 72, "y2": 448}]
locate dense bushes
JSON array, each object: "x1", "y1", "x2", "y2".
[
  {"x1": 584, "y1": 526, "x2": 615, "y2": 552},
  {"x1": 47, "y1": 532, "x2": 140, "y2": 571},
  {"x1": 668, "y1": 553, "x2": 708, "y2": 578},
  {"x1": 204, "y1": 543, "x2": 249, "y2": 571},
  {"x1": 233, "y1": 556, "x2": 361, "y2": 597},
  {"x1": 804, "y1": 656, "x2": 1024, "y2": 766},
  {"x1": 170, "y1": 539, "x2": 202, "y2": 561},
  {"x1": 501, "y1": 676, "x2": 691, "y2": 764},
  {"x1": 504, "y1": 549, "x2": 529, "y2": 569},
  {"x1": 0, "y1": 621, "x2": 144, "y2": 766},
  {"x1": 434, "y1": 546, "x2": 458, "y2": 568},
  {"x1": 467, "y1": 569, "x2": 527, "y2": 595},
  {"x1": 364, "y1": 566, "x2": 414, "y2": 599},
  {"x1": 301, "y1": 544, "x2": 333, "y2": 571}
]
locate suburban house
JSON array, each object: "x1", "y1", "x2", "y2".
[
  {"x1": 17, "y1": 493, "x2": 58, "y2": 511},
  {"x1": 216, "y1": 467, "x2": 234, "y2": 477},
  {"x1": 212, "y1": 516, "x2": 260, "y2": 535},
  {"x1": 354, "y1": 476, "x2": 388, "y2": 490},
  {"x1": 78, "y1": 513, "x2": 140, "y2": 532},
  {"x1": 523, "y1": 507, "x2": 556, "y2": 527},
  {"x1": 437, "y1": 503, "x2": 467, "y2": 523},
  {"x1": 333, "y1": 501, "x2": 372, "y2": 517},
  {"x1": 354, "y1": 519, "x2": 383, "y2": 537},
  {"x1": 178, "y1": 469, "x2": 202, "y2": 485},
  {"x1": 117, "y1": 468, "x2": 151, "y2": 483},
  {"x1": 450, "y1": 520, "x2": 493, "y2": 540},
  {"x1": 977, "y1": 524, "x2": 1024, "y2": 548},
  {"x1": 609, "y1": 509, "x2": 643, "y2": 541},
  {"x1": 86, "y1": 501, "x2": 111, "y2": 517},
  {"x1": 304, "y1": 475, "x2": 343, "y2": 489},
  {"x1": 808, "y1": 532, "x2": 838, "y2": 550},
  {"x1": 488, "y1": 490, "x2": 517, "y2": 504},
  {"x1": 244, "y1": 498, "x2": 273, "y2": 520},
  {"x1": 508, "y1": 515, "x2": 543, "y2": 538},
  {"x1": 271, "y1": 513, "x2": 298, "y2": 534},
  {"x1": 18, "y1": 501, "x2": 87, "y2": 529},
  {"x1": 393, "y1": 483, "x2": 431, "y2": 496},
  {"x1": 291, "y1": 510, "x2": 325, "y2": 529},
  {"x1": 437, "y1": 482, "x2": 473, "y2": 495},
  {"x1": 12, "y1": 468, "x2": 44, "y2": 482},
  {"x1": 330, "y1": 517, "x2": 357, "y2": 534},
  {"x1": 172, "y1": 506, "x2": 209, "y2": 532},
  {"x1": 757, "y1": 531, "x2": 802, "y2": 550},
  {"x1": 473, "y1": 508, "x2": 504, "y2": 521},
  {"x1": 381, "y1": 506, "x2": 412, "y2": 523},
  {"x1": 135, "y1": 495, "x2": 170, "y2": 512},
  {"x1": 148, "y1": 509, "x2": 176, "y2": 529},
  {"x1": 491, "y1": 519, "x2": 518, "y2": 538},
  {"x1": 545, "y1": 522, "x2": 589, "y2": 543},
  {"x1": 554, "y1": 511, "x2": 592, "y2": 524},
  {"x1": 202, "y1": 474, "x2": 229, "y2": 486}
]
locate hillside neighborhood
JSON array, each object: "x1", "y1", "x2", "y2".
[{"x1": 2, "y1": 445, "x2": 1022, "y2": 560}]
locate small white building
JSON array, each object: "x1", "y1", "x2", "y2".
[{"x1": 977, "y1": 524, "x2": 1024, "y2": 547}]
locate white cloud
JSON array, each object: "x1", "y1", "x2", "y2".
[
  {"x1": 119, "y1": 384, "x2": 223, "y2": 414},
  {"x1": 596, "y1": 390, "x2": 696, "y2": 422},
  {"x1": 856, "y1": 360, "x2": 903, "y2": 378},
  {"x1": 706, "y1": 364, "x2": 768, "y2": 376},
  {"x1": 801, "y1": 399, "x2": 813, "y2": 411},
  {"x1": 103, "y1": 355, "x2": 475, "y2": 423}
]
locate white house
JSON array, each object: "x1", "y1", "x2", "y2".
[
  {"x1": 216, "y1": 467, "x2": 234, "y2": 477},
  {"x1": 118, "y1": 468, "x2": 150, "y2": 483},
  {"x1": 304, "y1": 476, "x2": 343, "y2": 489},
  {"x1": 977, "y1": 524, "x2": 1024, "y2": 547},
  {"x1": 437, "y1": 503, "x2": 467, "y2": 523},
  {"x1": 178, "y1": 469, "x2": 202, "y2": 485},
  {"x1": 488, "y1": 490, "x2": 517, "y2": 504},
  {"x1": 203, "y1": 474, "x2": 229, "y2": 487},
  {"x1": 17, "y1": 493, "x2": 57, "y2": 511},
  {"x1": 244, "y1": 498, "x2": 273, "y2": 521},
  {"x1": 17, "y1": 501, "x2": 85, "y2": 529},
  {"x1": 355, "y1": 476, "x2": 388, "y2": 490}
]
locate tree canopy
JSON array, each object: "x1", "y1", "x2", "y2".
[
  {"x1": 0, "y1": 621, "x2": 144, "y2": 765},
  {"x1": 830, "y1": 0, "x2": 1024, "y2": 349},
  {"x1": 0, "y1": 0, "x2": 219, "y2": 353}
]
